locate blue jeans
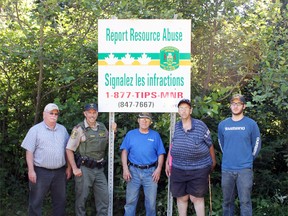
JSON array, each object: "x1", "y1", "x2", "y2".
[
  {"x1": 29, "y1": 166, "x2": 66, "y2": 216},
  {"x1": 124, "y1": 166, "x2": 158, "y2": 216},
  {"x1": 221, "y1": 169, "x2": 253, "y2": 216}
]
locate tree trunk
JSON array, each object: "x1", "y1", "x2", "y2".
[{"x1": 34, "y1": 17, "x2": 45, "y2": 124}]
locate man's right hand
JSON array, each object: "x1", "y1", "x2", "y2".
[
  {"x1": 28, "y1": 170, "x2": 37, "y2": 183},
  {"x1": 123, "y1": 168, "x2": 132, "y2": 182}
]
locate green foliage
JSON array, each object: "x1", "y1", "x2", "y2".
[{"x1": 0, "y1": 0, "x2": 287, "y2": 215}]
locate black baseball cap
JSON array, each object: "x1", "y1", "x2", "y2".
[
  {"x1": 177, "y1": 99, "x2": 192, "y2": 108},
  {"x1": 84, "y1": 103, "x2": 98, "y2": 111}
]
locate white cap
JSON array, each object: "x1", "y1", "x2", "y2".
[{"x1": 44, "y1": 103, "x2": 59, "y2": 112}]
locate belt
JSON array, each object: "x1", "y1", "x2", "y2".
[
  {"x1": 129, "y1": 162, "x2": 157, "y2": 169},
  {"x1": 35, "y1": 166, "x2": 65, "y2": 171},
  {"x1": 75, "y1": 153, "x2": 106, "y2": 169}
]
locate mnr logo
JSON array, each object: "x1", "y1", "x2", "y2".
[{"x1": 160, "y1": 46, "x2": 179, "y2": 71}]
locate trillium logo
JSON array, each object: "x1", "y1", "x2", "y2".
[{"x1": 160, "y1": 46, "x2": 179, "y2": 71}]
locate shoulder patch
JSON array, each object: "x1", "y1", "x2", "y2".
[{"x1": 71, "y1": 129, "x2": 78, "y2": 139}]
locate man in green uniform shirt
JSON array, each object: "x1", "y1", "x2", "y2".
[{"x1": 66, "y1": 103, "x2": 116, "y2": 216}]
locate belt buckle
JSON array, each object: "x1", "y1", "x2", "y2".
[
  {"x1": 130, "y1": 162, "x2": 152, "y2": 169},
  {"x1": 138, "y1": 164, "x2": 149, "y2": 169}
]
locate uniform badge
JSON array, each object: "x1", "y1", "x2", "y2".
[
  {"x1": 99, "y1": 132, "x2": 105, "y2": 137},
  {"x1": 71, "y1": 129, "x2": 78, "y2": 139}
]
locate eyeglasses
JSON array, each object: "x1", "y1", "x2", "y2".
[
  {"x1": 231, "y1": 102, "x2": 244, "y2": 107},
  {"x1": 48, "y1": 112, "x2": 59, "y2": 116},
  {"x1": 178, "y1": 107, "x2": 190, "y2": 111},
  {"x1": 139, "y1": 117, "x2": 151, "y2": 121}
]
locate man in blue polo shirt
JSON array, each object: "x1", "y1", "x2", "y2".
[
  {"x1": 120, "y1": 113, "x2": 166, "y2": 216},
  {"x1": 218, "y1": 94, "x2": 261, "y2": 216},
  {"x1": 165, "y1": 99, "x2": 216, "y2": 216}
]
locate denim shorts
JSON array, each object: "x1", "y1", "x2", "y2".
[{"x1": 170, "y1": 166, "x2": 211, "y2": 198}]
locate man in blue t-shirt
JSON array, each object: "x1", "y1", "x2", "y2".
[
  {"x1": 120, "y1": 113, "x2": 166, "y2": 216},
  {"x1": 218, "y1": 94, "x2": 261, "y2": 216}
]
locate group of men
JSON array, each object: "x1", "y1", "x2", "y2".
[{"x1": 21, "y1": 93, "x2": 261, "y2": 216}]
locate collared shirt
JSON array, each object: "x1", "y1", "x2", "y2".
[
  {"x1": 21, "y1": 121, "x2": 69, "y2": 169},
  {"x1": 171, "y1": 118, "x2": 212, "y2": 170}
]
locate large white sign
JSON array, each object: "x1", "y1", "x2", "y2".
[{"x1": 98, "y1": 19, "x2": 191, "y2": 112}]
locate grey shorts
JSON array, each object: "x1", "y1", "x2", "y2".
[{"x1": 170, "y1": 166, "x2": 211, "y2": 198}]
